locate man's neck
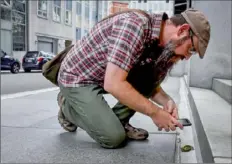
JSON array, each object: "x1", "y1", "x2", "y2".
[{"x1": 160, "y1": 20, "x2": 177, "y2": 46}]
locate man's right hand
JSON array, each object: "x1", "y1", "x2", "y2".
[{"x1": 151, "y1": 108, "x2": 183, "y2": 132}]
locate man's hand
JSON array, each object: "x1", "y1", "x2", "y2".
[
  {"x1": 151, "y1": 108, "x2": 183, "y2": 132},
  {"x1": 163, "y1": 99, "x2": 179, "y2": 119}
]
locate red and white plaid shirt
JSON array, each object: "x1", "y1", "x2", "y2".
[{"x1": 58, "y1": 11, "x2": 167, "y2": 87}]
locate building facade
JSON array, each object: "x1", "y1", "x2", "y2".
[
  {"x1": 1, "y1": 0, "x2": 77, "y2": 62},
  {"x1": 1, "y1": 0, "x2": 28, "y2": 56},
  {"x1": 28, "y1": 0, "x2": 76, "y2": 55},
  {"x1": 75, "y1": 1, "x2": 110, "y2": 41},
  {"x1": 129, "y1": 0, "x2": 174, "y2": 16},
  {"x1": 1, "y1": 0, "x2": 174, "y2": 59}
]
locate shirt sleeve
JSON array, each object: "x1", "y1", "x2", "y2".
[{"x1": 107, "y1": 17, "x2": 146, "y2": 72}]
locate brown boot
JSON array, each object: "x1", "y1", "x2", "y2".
[
  {"x1": 57, "y1": 92, "x2": 77, "y2": 132},
  {"x1": 124, "y1": 123, "x2": 149, "y2": 140}
]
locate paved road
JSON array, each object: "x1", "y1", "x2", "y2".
[
  {"x1": 1, "y1": 71, "x2": 56, "y2": 95},
  {"x1": 1, "y1": 90, "x2": 177, "y2": 163}
]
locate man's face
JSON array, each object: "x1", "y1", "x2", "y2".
[{"x1": 171, "y1": 24, "x2": 199, "y2": 61}]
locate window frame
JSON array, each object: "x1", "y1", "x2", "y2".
[
  {"x1": 52, "y1": 0, "x2": 61, "y2": 23},
  {"x1": 12, "y1": 0, "x2": 27, "y2": 51},
  {"x1": 37, "y1": 0, "x2": 48, "y2": 19},
  {"x1": 65, "y1": 0, "x2": 72, "y2": 26},
  {"x1": 1, "y1": 0, "x2": 12, "y2": 8},
  {"x1": 76, "y1": 0, "x2": 81, "y2": 15}
]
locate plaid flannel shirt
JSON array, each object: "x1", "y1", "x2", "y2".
[{"x1": 58, "y1": 11, "x2": 167, "y2": 87}]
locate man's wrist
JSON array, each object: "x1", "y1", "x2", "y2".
[{"x1": 147, "y1": 105, "x2": 161, "y2": 118}]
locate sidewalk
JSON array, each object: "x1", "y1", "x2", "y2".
[{"x1": 1, "y1": 77, "x2": 195, "y2": 163}]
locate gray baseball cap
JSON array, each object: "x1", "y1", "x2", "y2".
[{"x1": 181, "y1": 8, "x2": 211, "y2": 59}]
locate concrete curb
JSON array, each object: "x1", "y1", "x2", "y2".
[{"x1": 184, "y1": 78, "x2": 214, "y2": 163}]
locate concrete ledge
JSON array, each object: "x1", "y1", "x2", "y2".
[
  {"x1": 187, "y1": 85, "x2": 232, "y2": 163},
  {"x1": 212, "y1": 78, "x2": 232, "y2": 104},
  {"x1": 178, "y1": 77, "x2": 202, "y2": 163},
  {"x1": 187, "y1": 87, "x2": 214, "y2": 163}
]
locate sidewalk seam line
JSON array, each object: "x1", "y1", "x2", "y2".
[{"x1": 1, "y1": 87, "x2": 59, "y2": 100}]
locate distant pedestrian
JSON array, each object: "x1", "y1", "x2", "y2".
[{"x1": 56, "y1": 8, "x2": 210, "y2": 148}]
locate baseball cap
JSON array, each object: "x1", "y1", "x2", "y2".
[{"x1": 181, "y1": 8, "x2": 211, "y2": 59}]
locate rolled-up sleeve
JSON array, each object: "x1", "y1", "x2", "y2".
[{"x1": 107, "y1": 17, "x2": 146, "y2": 72}]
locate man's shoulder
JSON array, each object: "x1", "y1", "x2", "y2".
[{"x1": 112, "y1": 11, "x2": 150, "y2": 25}]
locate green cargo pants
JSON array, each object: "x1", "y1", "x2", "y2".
[{"x1": 59, "y1": 85, "x2": 139, "y2": 149}]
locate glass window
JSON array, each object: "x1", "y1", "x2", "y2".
[
  {"x1": 12, "y1": 11, "x2": 25, "y2": 24},
  {"x1": 103, "y1": 1, "x2": 108, "y2": 16},
  {"x1": 66, "y1": 0, "x2": 72, "y2": 11},
  {"x1": 132, "y1": 1, "x2": 136, "y2": 8},
  {"x1": 54, "y1": 0, "x2": 61, "y2": 6},
  {"x1": 84, "y1": 30, "x2": 89, "y2": 36},
  {"x1": 160, "y1": 3, "x2": 164, "y2": 11},
  {"x1": 76, "y1": 1, "x2": 81, "y2": 15},
  {"x1": 85, "y1": 1, "x2": 89, "y2": 19},
  {"x1": 38, "y1": 0, "x2": 48, "y2": 18},
  {"x1": 65, "y1": 11, "x2": 72, "y2": 25},
  {"x1": 16, "y1": 0, "x2": 26, "y2": 3},
  {"x1": 1, "y1": 0, "x2": 12, "y2": 8},
  {"x1": 65, "y1": 0, "x2": 72, "y2": 25},
  {"x1": 53, "y1": 0, "x2": 61, "y2": 22},
  {"x1": 1, "y1": 50, "x2": 6, "y2": 58},
  {"x1": 84, "y1": 1, "x2": 89, "y2": 29},
  {"x1": 13, "y1": 24, "x2": 26, "y2": 51},
  {"x1": 92, "y1": 6, "x2": 97, "y2": 21},
  {"x1": 25, "y1": 51, "x2": 39, "y2": 58},
  {"x1": 11, "y1": 0, "x2": 27, "y2": 51},
  {"x1": 1, "y1": 7, "x2": 11, "y2": 21},
  {"x1": 12, "y1": 1, "x2": 25, "y2": 12},
  {"x1": 98, "y1": 1, "x2": 102, "y2": 21},
  {"x1": 76, "y1": 28, "x2": 81, "y2": 40}
]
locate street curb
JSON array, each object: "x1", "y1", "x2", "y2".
[{"x1": 1, "y1": 87, "x2": 59, "y2": 100}]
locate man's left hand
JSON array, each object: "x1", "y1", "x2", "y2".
[{"x1": 163, "y1": 100, "x2": 179, "y2": 119}]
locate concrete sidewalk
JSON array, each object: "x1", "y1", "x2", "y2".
[{"x1": 1, "y1": 77, "x2": 196, "y2": 163}]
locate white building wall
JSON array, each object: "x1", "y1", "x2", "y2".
[
  {"x1": 75, "y1": 1, "x2": 110, "y2": 40},
  {"x1": 28, "y1": 0, "x2": 76, "y2": 53},
  {"x1": 129, "y1": 1, "x2": 174, "y2": 17}
]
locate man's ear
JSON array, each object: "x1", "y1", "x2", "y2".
[{"x1": 177, "y1": 24, "x2": 191, "y2": 36}]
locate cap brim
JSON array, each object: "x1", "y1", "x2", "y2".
[{"x1": 198, "y1": 40, "x2": 207, "y2": 59}]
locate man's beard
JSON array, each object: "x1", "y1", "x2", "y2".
[
  {"x1": 153, "y1": 36, "x2": 189, "y2": 84},
  {"x1": 156, "y1": 36, "x2": 189, "y2": 72}
]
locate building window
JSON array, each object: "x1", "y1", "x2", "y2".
[
  {"x1": 53, "y1": 0, "x2": 61, "y2": 22},
  {"x1": 91, "y1": 1, "x2": 97, "y2": 26},
  {"x1": 1, "y1": 0, "x2": 12, "y2": 8},
  {"x1": 1, "y1": 7, "x2": 11, "y2": 21},
  {"x1": 76, "y1": 0, "x2": 81, "y2": 15},
  {"x1": 12, "y1": 10, "x2": 25, "y2": 24},
  {"x1": 12, "y1": 0, "x2": 27, "y2": 51},
  {"x1": 37, "y1": 0, "x2": 48, "y2": 18},
  {"x1": 12, "y1": 24, "x2": 25, "y2": 51},
  {"x1": 76, "y1": 28, "x2": 81, "y2": 40},
  {"x1": 98, "y1": 1, "x2": 102, "y2": 21},
  {"x1": 174, "y1": 0, "x2": 187, "y2": 14},
  {"x1": 65, "y1": 0, "x2": 72, "y2": 25},
  {"x1": 84, "y1": 1, "x2": 89, "y2": 30},
  {"x1": 103, "y1": 1, "x2": 108, "y2": 17},
  {"x1": 76, "y1": 1, "x2": 82, "y2": 28}
]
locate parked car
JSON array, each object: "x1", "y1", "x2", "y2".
[
  {"x1": 0, "y1": 49, "x2": 21, "y2": 73},
  {"x1": 22, "y1": 51, "x2": 55, "y2": 72}
]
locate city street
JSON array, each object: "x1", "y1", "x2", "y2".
[
  {"x1": 1, "y1": 71, "x2": 55, "y2": 95},
  {"x1": 1, "y1": 0, "x2": 231, "y2": 162},
  {"x1": 1, "y1": 77, "x2": 183, "y2": 163}
]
